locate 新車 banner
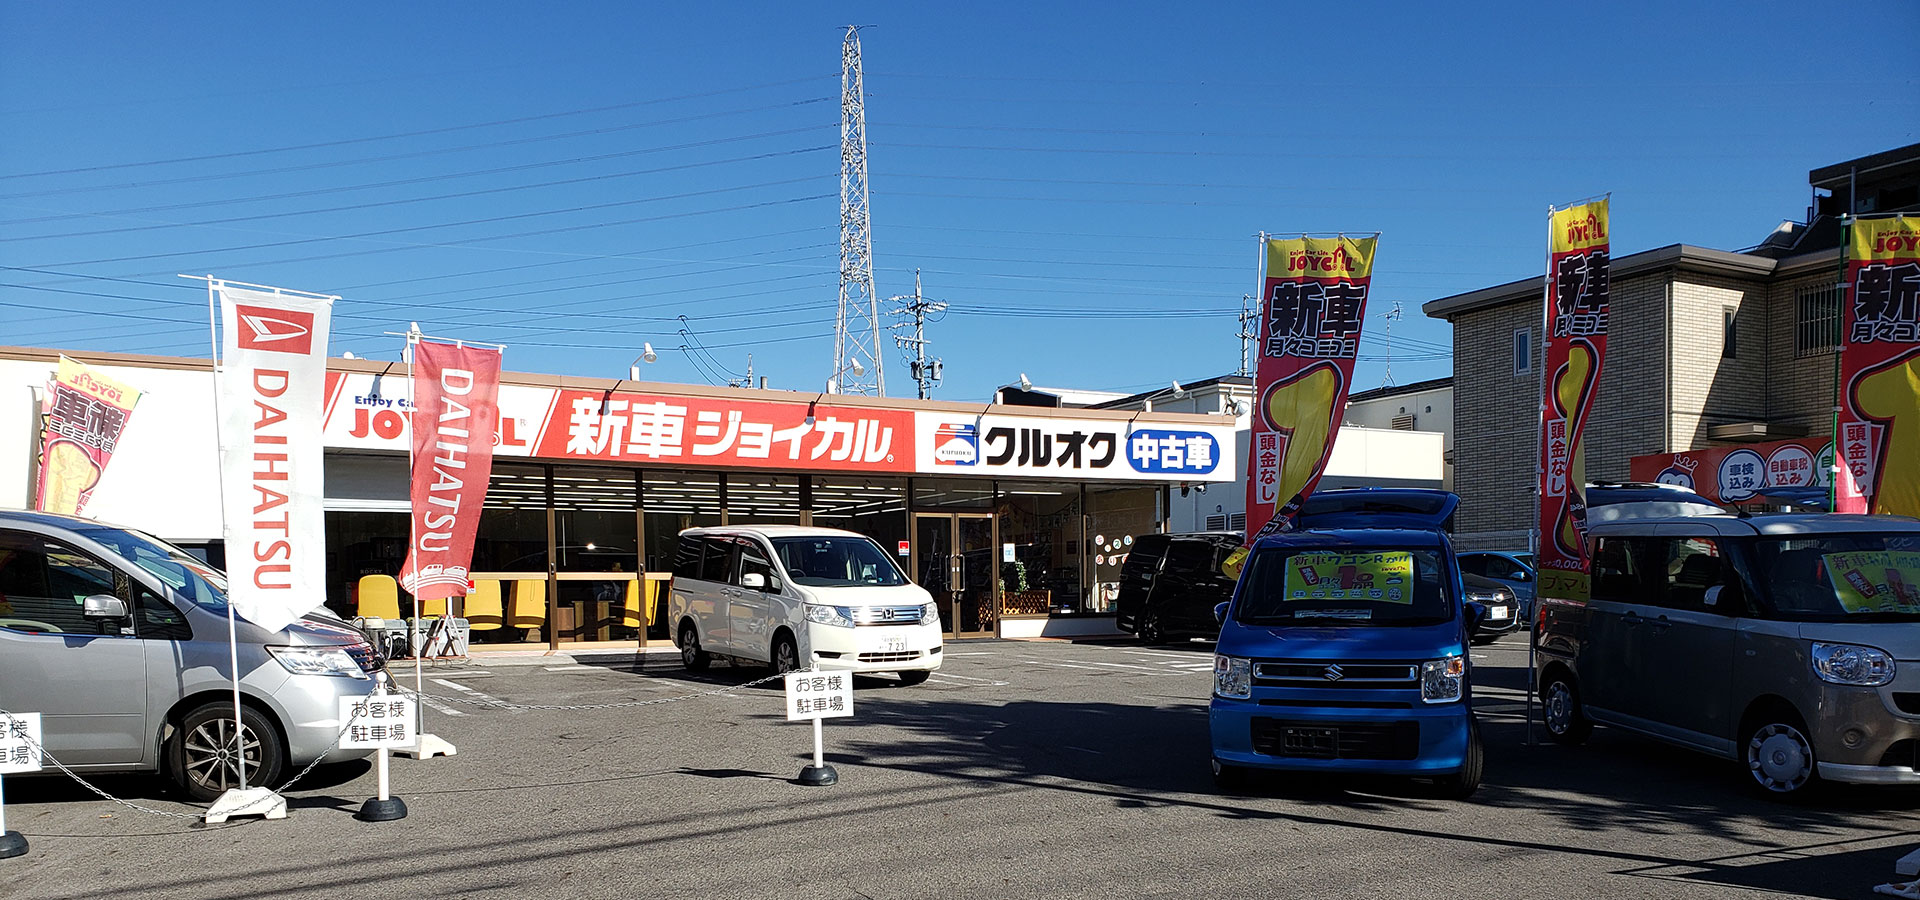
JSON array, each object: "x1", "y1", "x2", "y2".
[
  {"x1": 1835, "y1": 214, "x2": 1920, "y2": 517},
  {"x1": 399, "y1": 340, "x2": 503, "y2": 602},
  {"x1": 34, "y1": 356, "x2": 142, "y2": 516},
  {"x1": 1536, "y1": 198, "x2": 1610, "y2": 601}
]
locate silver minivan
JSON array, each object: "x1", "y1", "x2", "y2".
[
  {"x1": 0, "y1": 510, "x2": 379, "y2": 800},
  {"x1": 1535, "y1": 513, "x2": 1920, "y2": 797}
]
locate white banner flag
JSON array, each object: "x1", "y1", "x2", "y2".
[{"x1": 217, "y1": 285, "x2": 333, "y2": 633}]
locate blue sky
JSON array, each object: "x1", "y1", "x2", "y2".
[{"x1": 3, "y1": 2, "x2": 1915, "y2": 400}]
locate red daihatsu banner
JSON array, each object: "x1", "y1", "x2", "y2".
[
  {"x1": 1536, "y1": 198, "x2": 1610, "y2": 602},
  {"x1": 1242, "y1": 234, "x2": 1379, "y2": 548},
  {"x1": 1835, "y1": 214, "x2": 1920, "y2": 517},
  {"x1": 399, "y1": 341, "x2": 503, "y2": 602}
]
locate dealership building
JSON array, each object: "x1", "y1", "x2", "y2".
[{"x1": 0, "y1": 345, "x2": 1235, "y2": 647}]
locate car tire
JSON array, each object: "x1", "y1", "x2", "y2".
[
  {"x1": 1211, "y1": 757, "x2": 1251, "y2": 792},
  {"x1": 1541, "y1": 671, "x2": 1593, "y2": 745},
  {"x1": 1432, "y1": 718, "x2": 1484, "y2": 800},
  {"x1": 1743, "y1": 711, "x2": 1820, "y2": 799},
  {"x1": 896, "y1": 670, "x2": 931, "y2": 686},
  {"x1": 771, "y1": 632, "x2": 801, "y2": 675},
  {"x1": 1138, "y1": 611, "x2": 1163, "y2": 645},
  {"x1": 170, "y1": 701, "x2": 285, "y2": 803},
  {"x1": 678, "y1": 622, "x2": 710, "y2": 671}
]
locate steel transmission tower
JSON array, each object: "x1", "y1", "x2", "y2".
[
  {"x1": 1236, "y1": 292, "x2": 1259, "y2": 377},
  {"x1": 833, "y1": 26, "x2": 884, "y2": 395},
  {"x1": 890, "y1": 269, "x2": 947, "y2": 399}
]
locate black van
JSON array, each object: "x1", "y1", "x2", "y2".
[{"x1": 1114, "y1": 532, "x2": 1241, "y2": 643}]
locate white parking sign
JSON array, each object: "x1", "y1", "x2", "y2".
[
  {"x1": 784, "y1": 671, "x2": 853, "y2": 721},
  {"x1": 0, "y1": 713, "x2": 42, "y2": 774},
  {"x1": 339, "y1": 696, "x2": 416, "y2": 749}
]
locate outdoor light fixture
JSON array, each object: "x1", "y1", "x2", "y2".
[
  {"x1": 628, "y1": 342, "x2": 657, "y2": 381},
  {"x1": 1018, "y1": 372, "x2": 1032, "y2": 391},
  {"x1": 850, "y1": 358, "x2": 865, "y2": 377},
  {"x1": 1171, "y1": 379, "x2": 1188, "y2": 399}
]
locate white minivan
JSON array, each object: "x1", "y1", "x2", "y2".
[{"x1": 667, "y1": 526, "x2": 942, "y2": 684}]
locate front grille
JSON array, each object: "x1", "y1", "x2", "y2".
[
  {"x1": 345, "y1": 641, "x2": 385, "y2": 673},
  {"x1": 857, "y1": 651, "x2": 922, "y2": 663},
  {"x1": 1254, "y1": 660, "x2": 1417, "y2": 689},
  {"x1": 1893, "y1": 693, "x2": 1920, "y2": 716},
  {"x1": 1259, "y1": 698, "x2": 1412, "y2": 710},
  {"x1": 853, "y1": 606, "x2": 926, "y2": 626},
  {"x1": 1880, "y1": 739, "x2": 1920, "y2": 769},
  {"x1": 1251, "y1": 717, "x2": 1420, "y2": 761}
]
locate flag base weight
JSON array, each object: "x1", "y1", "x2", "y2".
[
  {"x1": 795, "y1": 764, "x2": 838, "y2": 786},
  {"x1": 0, "y1": 831, "x2": 26, "y2": 859},
  {"x1": 393, "y1": 733, "x2": 457, "y2": 759},
  {"x1": 204, "y1": 787, "x2": 287, "y2": 824},
  {"x1": 355, "y1": 797, "x2": 408, "y2": 822}
]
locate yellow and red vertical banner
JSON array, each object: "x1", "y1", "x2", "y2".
[
  {"x1": 1536, "y1": 198, "x2": 1610, "y2": 601},
  {"x1": 35, "y1": 356, "x2": 143, "y2": 516},
  {"x1": 1835, "y1": 214, "x2": 1920, "y2": 517},
  {"x1": 1242, "y1": 234, "x2": 1378, "y2": 547}
]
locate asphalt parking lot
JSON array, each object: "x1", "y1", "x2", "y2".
[{"x1": 5, "y1": 635, "x2": 1918, "y2": 900}]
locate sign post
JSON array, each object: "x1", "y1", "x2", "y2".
[
  {"x1": 0, "y1": 712, "x2": 42, "y2": 859},
  {"x1": 342, "y1": 674, "x2": 414, "y2": 822},
  {"x1": 784, "y1": 670, "x2": 853, "y2": 786}
]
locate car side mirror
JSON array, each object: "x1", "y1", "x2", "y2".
[
  {"x1": 740, "y1": 572, "x2": 766, "y2": 590},
  {"x1": 82, "y1": 594, "x2": 128, "y2": 620},
  {"x1": 1463, "y1": 600, "x2": 1488, "y2": 633},
  {"x1": 1515, "y1": 571, "x2": 1533, "y2": 583},
  {"x1": 1213, "y1": 601, "x2": 1230, "y2": 626}
]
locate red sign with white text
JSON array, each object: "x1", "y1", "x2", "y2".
[
  {"x1": 1836, "y1": 214, "x2": 1920, "y2": 518},
  {"x1": 533, "y1": 390, "x2": 912, "y2": 472},
  {"x1": 399, "y1": 342, "x2": 503, "y2": 602},
  {"x1": 1536, "y1": 198, "x2": 1610, "y2": 602}
]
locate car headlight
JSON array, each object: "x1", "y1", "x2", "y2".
[
  {"x1": 922, "y1": 602, "x2": 941, "y2": 624},
  {"x1": 1421, "y1": 656, "x2": 1465, "y2": 704},
  {"x1": 1213, "y1": 655, "x2": 1252, "y2": 699},
  {"x1": 805, "y1": 604, "x2": 855, "y2": 628},
  {"x1": 1812, "y1": 642, "x2": 1895, "y2": 686},
  {"x1": 268, "y1": 644, "x2": 370, "y2": 679}
]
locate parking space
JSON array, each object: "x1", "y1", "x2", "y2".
[{"x1": 4, "y1": 635, "x2": 1917, "y2": 899}]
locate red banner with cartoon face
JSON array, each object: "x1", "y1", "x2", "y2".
[
  {"x1": 1629, "y1": 437, "x2": 1832, "y2": 504},
  {"x1": 1242, "y1": 235, "x2": 1378, "y2": 548},
  {"x1": 1836, "y1": 214, "x2": 1920, "y2": 518},
  {"x1": 1537, "y1": 198, "x2": 1610, "y2": 601},
  {"x1": 399, "y1": 341, "x2": 503, "y2": 602}
]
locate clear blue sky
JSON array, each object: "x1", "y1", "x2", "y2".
[{"x1": 3, "y1": 2, "x2": 1915, "y2": 400}]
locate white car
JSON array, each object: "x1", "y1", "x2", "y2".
[{"x1": 667, "y1": 525, "x2": 942, "y2": 685}]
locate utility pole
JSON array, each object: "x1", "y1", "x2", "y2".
[
  {"x1": 1236, "y1": 292, "x2": 1259, "y2": 377},
  {"x1": 1379, "y1": 300, "x2": 1404, "y2": 387},
  {"x1": 889, "y1": 268, "x2": 946, "y2": 399},
  {"x1": 832, "y1": 25, "x2": 884, "y2": 396}
]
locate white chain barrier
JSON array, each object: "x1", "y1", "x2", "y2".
[{"x1": 393, "y1": 670, "x2": 791, "y2": 711}]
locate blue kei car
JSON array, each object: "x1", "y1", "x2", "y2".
[{"x1": 1208, "y1": 489, "x2": 1487, "y2": 799}]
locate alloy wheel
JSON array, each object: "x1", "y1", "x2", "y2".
[
  {"x1": 181, "y1": 716, "x2": 263, "y2": 795},
  {"x1": 1544, "y1": 683, "x2": 1574, "y2": 735}
]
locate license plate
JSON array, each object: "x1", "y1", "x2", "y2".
[
  {"x1": 880, "y1": 637, "x2": 907, "y2": 653},
  {"x1": 1489, "y1": 607, "x2": 1511, "y2": 620},
  {"x1": 1282, "y1": 726, "x2": 1338, "y2": 758}
]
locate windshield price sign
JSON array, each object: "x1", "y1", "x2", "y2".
[
  {"x1": 0, "y1": 713, "x2": 42, "y2": 774},
  {"x1": 785, "y1": 671, "x2": 854, "y2": 721},
  {"x1": 339, "y1": 696, "x2": 417, "y2": 749},
  {"x1": 1284, "y1": 552, "x2": 1414, "y2": 604},
  {"x1": 1824, "y1": 552, "x2": 1920, "y2": 614}
]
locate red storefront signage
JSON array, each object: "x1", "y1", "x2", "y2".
[
  {"x1": 1536, "y1": 198, "x2": 1610, "y2": 601},
  {"x1": 399, "y1": 341, "x2": 503, "y2": 602},
  {"x1": 1835, "y1": 214, "x2": 1920, "y2": 517},
  {"x1": 534, "y1": 390, "x2": 913, "y2": 472},
  {"x1": 1629, "y1": 437, "x2": 1833, "y2": 504}
]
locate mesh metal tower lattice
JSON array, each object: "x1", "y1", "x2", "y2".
[{"x1": 833, "y1": 25, "x2": 884, "y2": 396}]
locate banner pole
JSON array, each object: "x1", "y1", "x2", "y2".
[
  {"x1": 201, "y1": 278, "x2": 250, "y2": 791},
  {"x1": 1525, "y1": 207, "x2": 1555, "y2": 748},
  {"x1": 1829, "y1": 216, "x2": 1851, "y2": 511}
]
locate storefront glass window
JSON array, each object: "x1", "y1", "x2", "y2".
[
  {"x1": 996, "y1": 482, "x2": 1084, "y2": 615},
  {"x1": 1085, "y1": 485, "x2": 1163, "y2": 614},
  {"x1": 640, "y1": 470, "x2": 723, "y2": 573},
  {"x1": 551, "y1": 466, "x2": 639, "y2": 643},
  {"x1": 728, "y1": 473, "x2": 802, "y2": 524},
  {"x1": 323, "y1": 510, "x2": 408, "y2": 618},
  {"x1": 812, "y1": 475, "x2": 907, "y2": 555},
  {"x1": 913, "y1": 477, "x2": 996, "y2": 511}
]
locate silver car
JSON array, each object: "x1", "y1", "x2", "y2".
[
  {"x1": 0, "y1": 511, "x2": 378, "y2": 801},
  {"x1": 1536, "y1": 513, "x2": 1920, "y2": 797}
]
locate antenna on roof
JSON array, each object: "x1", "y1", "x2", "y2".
[{"x1": 1379, "y1": 301, "x2": 1404, "y2": 387}]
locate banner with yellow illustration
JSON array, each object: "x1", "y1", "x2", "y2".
[
  {"x1": 1238, "y1": 235, "x2": 1378, "y2": 564},
  {"x1": 1823, "y1": 551, "x2": 1920, "y2": 614},
  {"x1": 1834, "y1": 214, "x2": 1920, "y2": 518},
  {"x1": 34, "y1": 356, "x2": 143, "y2": 516},
  {"x1": 1282, "y1": 551, "x2": 1414, "y2": 604},
  {"x1": 1536, "y1": 198, "x2": 1610, "y2": 602}
]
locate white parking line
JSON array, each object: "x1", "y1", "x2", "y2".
[
  {"x1": 1021, "y1": 660, "x2": 1113, "y2": 672},
  {"x1": 434, "y1": 677, "x2": 516, "y2": 711},
  {"x1": 417, "y1": 695, "x2": 465, "y2": 716},
  {"x1": 1044, "y1": 658, "x2": 1166, "y2": 672},
  {"x1": 542, "y1": 666, "x2": 601, "y2": 672},
  {"x1": 943, "y1": 651, "x2": 996, "y2": 656},
  {"x1": 927, "y1": 674, "x2": 1010, "y2": 687},
  {"x1": 926, "y1": 671, "x2": 1006, "y2": 683}
]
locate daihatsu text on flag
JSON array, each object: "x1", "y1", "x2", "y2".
[
  {"x1": 218, "y1": 285, "x2": 333, "y2": 633},
  {"x1": 399, "y1": 341, "x2": 502, "y2": 601},
  {"x1": 1241, "y1": 235, "x2": 1379, "y2": 550},
  {"x1": 1536, "y1": 198, "x2": 1610, "y2": 602},
  {"x1": 1836, "y1": 214, "x2": 1920, "y2": 517}
]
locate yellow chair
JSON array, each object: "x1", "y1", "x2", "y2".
[
  {"x1": 621, "y1": 579, "x2": 645, "y2": 629},
  {"x1": 509, "y1": 579, "x2": 547, "y2": 633},
  {"x1": 466, "y1": 580, "x2": 504, "y2": 633},
  {"x1": 357, "y1": 574, "x2": 401, "y2": 620},
  {"x1": 419, "y1": 594, "x2": 450, "y2": 619}
]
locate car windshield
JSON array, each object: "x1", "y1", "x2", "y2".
[
  {"x1": 1235, "y1": 546, "x2": 1453, "y2": 627},
  {"x1": 1747, "y1": 533, "x2": 1920, "y2": 621},
  {"x1": 1515, "y1": 553, "x2": 1534, "y2": 568},
  {"x1": 771, "y1": 536, "x2": 908, "y2": 588},
  {"x1": 78, "y1": 527, "x2": 229, "y2": 613}
]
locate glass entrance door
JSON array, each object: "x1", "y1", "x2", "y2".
[{"x1": 913, "y1": 513, "x2": 996, "y2": 637}]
